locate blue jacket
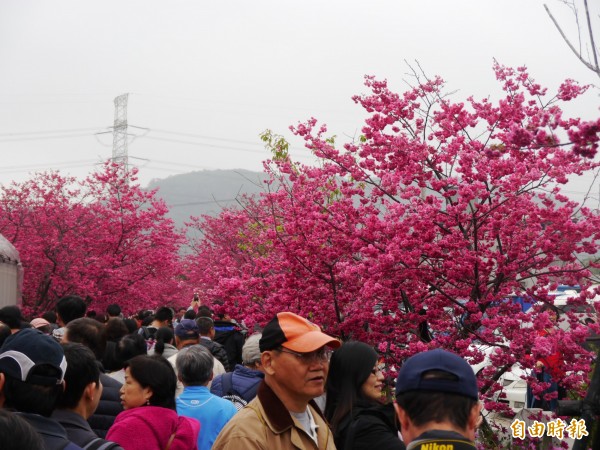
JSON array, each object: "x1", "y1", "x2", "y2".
[
  {"x1": 176, "y1": 385, "x2": 237, "y2": 450},
  {"x1": 210, "y1": 364, "x2": 264, "y2": 403}
]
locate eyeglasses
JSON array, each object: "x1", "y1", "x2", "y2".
[
  {"x1": 371, "y1": 367, "x2": 383, "y2": 376},
  {"x1": 276, "y1": 347, "x2": 333, "y2": 364}
]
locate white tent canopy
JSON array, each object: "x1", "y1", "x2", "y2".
[{"x1": 0, "y1": 234, "x2": 21, "y2": 307}]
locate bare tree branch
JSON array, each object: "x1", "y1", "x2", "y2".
[{"x1": 545, "y1": 2, "x2": 600, "y2": 79}]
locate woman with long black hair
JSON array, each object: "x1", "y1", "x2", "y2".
[{"x1": 324, "y1": 341, "x2": 405, "y2": 450}]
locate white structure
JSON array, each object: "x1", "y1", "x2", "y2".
[{"x1": 0, "y1": 234, "x2": 22, "y2": 308}]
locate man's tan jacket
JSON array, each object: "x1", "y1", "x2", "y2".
[{"x1": 212, "y1": 380, "x2": 336, "y2": 450}]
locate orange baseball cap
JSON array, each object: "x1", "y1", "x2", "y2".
[{"x1": 259, "y1": 312, "x2": 340, "y2": 353}]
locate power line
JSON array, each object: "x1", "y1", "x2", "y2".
[
  {"x1": 0, "y1": 127, "x2": 105, "y2": 137},
  {"x1": 130, "y1": 125, "x2": 264, "y2": 147},
  {"x1": 140, "y1": 135, "x2": 269, "y2": 155},
  {"x1": 0, "y1": 132, "x2": 98, "y2": 143}
]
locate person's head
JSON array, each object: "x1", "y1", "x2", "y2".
[
  {"x1": 115, "y1": 334, "x2": 147, "y2": 369},
  {"x1": 56, "y1": 295, "x2": 87, "y2": 326},
  {"x1": 0, "y1": 409, "x2": 44, "y2": 450},
  {"x1": 136, "y1": 309, "x2": 153, "y2": 325},
  {"x1": 0, "y1": 306, "x2": 24, "y2": 330},
  {"x1": 105, "y1": 318, "x2": 129, "y2": 342},
  {"x1": 324, "y1": 341, "x2": 383, "y2": 430},
  {"x1": 107, "y1": 304, "x2": 122, "y2": 318},
  {"x1": 259, "y1": 312, "x2": 340, "y2": 412},
  {"x1": 30, "y1": 317, "x2": 53, "y2": 335},
  {"x1": 42, "y1": 310, "x2": 58, "y2": 324},
  {"x1": 174, "y1": 319, "x2": 200, "y2": 348},
  {"x1": 141, "y1": 314, "x2": 154, "y2": 327},
  {"x1": 58, "y1": 343, "x2": 102, "y2": 419},
  {"x1": 120, "y1": 355, "x2": 176, "y2": 410},
  {"x1": 154, "y1": 326, "x2": 175, "y2": 356},
  {"x1": 196, "y1": 316, "x2": 215, "y2": 338},
  {"x1": 394, "y1": 349, "x2": 481, "y2": 444},
  {"x1": 0, "y1": 328, "x2": 67, "y2": 416},
  {"x1": 63, "y1": 317, "x2": 107, "y2": 360},
  {"x1": 175, "y1": 307, "x2": 187, "y2": 320},
  {"x1": 0, "y1": 325, "x2": 10, "y2": 348},
  {"x1": 153, "y1": 307, "x2": 174, "y2": 327},
  {"x1": 197, "y1": 305, "x2": 213, "y2": 318},
  {"x1": 242, "y1": 333, "x2": 263, "y2": 370},
  {"x1": 123, "y1": 318, "x2": 138, "y2": 334},
  {"x1": 176, "y1": 345, "x2": 214, "y2": 387},
  {"x1": 540, "y1": 303, "x2": 560, "y2": 324},
  {"x1": 183, "y1": 309, "x2": 197, "y2": 320}
]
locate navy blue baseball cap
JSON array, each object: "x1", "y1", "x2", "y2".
[
  {"x1": 395, "y1": 349, "x2": 478, "y2": 400},
  {"x1": 175, "y1": 319, "x2": 200, "y2": 339},
  {"x1": 0, "y1": 328, "x2": 67, "y2": 386}
]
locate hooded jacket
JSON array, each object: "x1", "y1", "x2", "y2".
[
  {"x1": 106, "y1": 406, "x2": 200, "y2": 450},
  {"x1": 210, "y1": 364, "x2": 264, "y2": 403}
]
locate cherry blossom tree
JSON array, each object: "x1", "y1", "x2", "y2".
[
  {"x1": 187, "y1": 62, "x2": 600, "y2": 422},
  {"x1": 0, "y1": 163, "x2": 185, "y2": 315}
]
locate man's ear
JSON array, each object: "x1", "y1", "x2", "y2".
[
  {"x1": 394, "y1": 403, "x2": 409, "y2": 430},
  {"x1": 261, "y1": 351, "x2": 275, "y2": 375},
  {"x1": 466, "y1": 401, "x2": 483, "y2": 440},
  {"x1": 0, "y1": 372, "x2": 5, "y2": 407},
  {"x1": 84, "y1": 382, "x2": 96, "y2": 401}
]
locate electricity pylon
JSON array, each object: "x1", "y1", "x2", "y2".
[{"x1": 112, "y1": 93, "x2": 129, "y2": 172}]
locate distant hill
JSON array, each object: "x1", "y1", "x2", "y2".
[{"x1": 146, "y1": 169, "x2": 269, "y2": 228}]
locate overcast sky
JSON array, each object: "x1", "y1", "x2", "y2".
[{"x1": 1, "y1": 1, "x2": 599, "y2": 205}]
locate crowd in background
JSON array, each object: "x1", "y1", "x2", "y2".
[{"x1": 0, "y1": 296, "x2": 482, "y2": 450}]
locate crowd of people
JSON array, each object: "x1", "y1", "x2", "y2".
[{"x1": 0, "y1": 296, "x2": 483, "y2": 450}]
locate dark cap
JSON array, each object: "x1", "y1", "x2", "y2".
[
  {"x1": 174, "y1": 319, "x2": 200, "y2": 339},
  {"x1": 259, "y1": 312, "x2": 340, "y2": 353},
  {"x1": 395, "y1": 349, "x2": 478, "y2": 400},
  {"x1": 0, "y1": 328, "x2": 67, "y2": 386}
]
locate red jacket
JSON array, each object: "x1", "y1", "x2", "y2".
[{"x1": 107, "y1": 406, "x2": 199, "y2": 450}]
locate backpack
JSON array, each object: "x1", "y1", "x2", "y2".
[{"x1": 220, "y1": 372, "x2": 248, "y2": 411}]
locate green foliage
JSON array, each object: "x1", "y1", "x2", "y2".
[{"x1": 260, "y1": 129, "x2": 290, "y2": 161}]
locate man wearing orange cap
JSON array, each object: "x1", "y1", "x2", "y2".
[{"x1": 213, "y1": 312, "x2": 340, "y2": 450}]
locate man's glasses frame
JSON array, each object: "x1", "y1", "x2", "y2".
[{"x1": 276, "y1": 346, "x2": 333, "y2": 364}]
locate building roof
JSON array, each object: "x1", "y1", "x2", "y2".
[{"x1": 0, "y1": 234, "x2": 20, "y2": 265}]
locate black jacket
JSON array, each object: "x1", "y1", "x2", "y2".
[
  {"x1": 335, "y1": 402, "x2": 405, "y2": 450},
  {"x1": 198, "y1": 337, "x2": 231, "y2": 372},
  {"x1": 17, "y1": 412, "x2": 84, "y2": 450},
  {"x1": 87, "y1": 373, "x2": 123, "y2": 438},
  {"x1": 52, "y1": 409, "x2": 123, "y2": 449},
  {"x1": 213, "y1": 320, "x2": 244, "y2": 369}
]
